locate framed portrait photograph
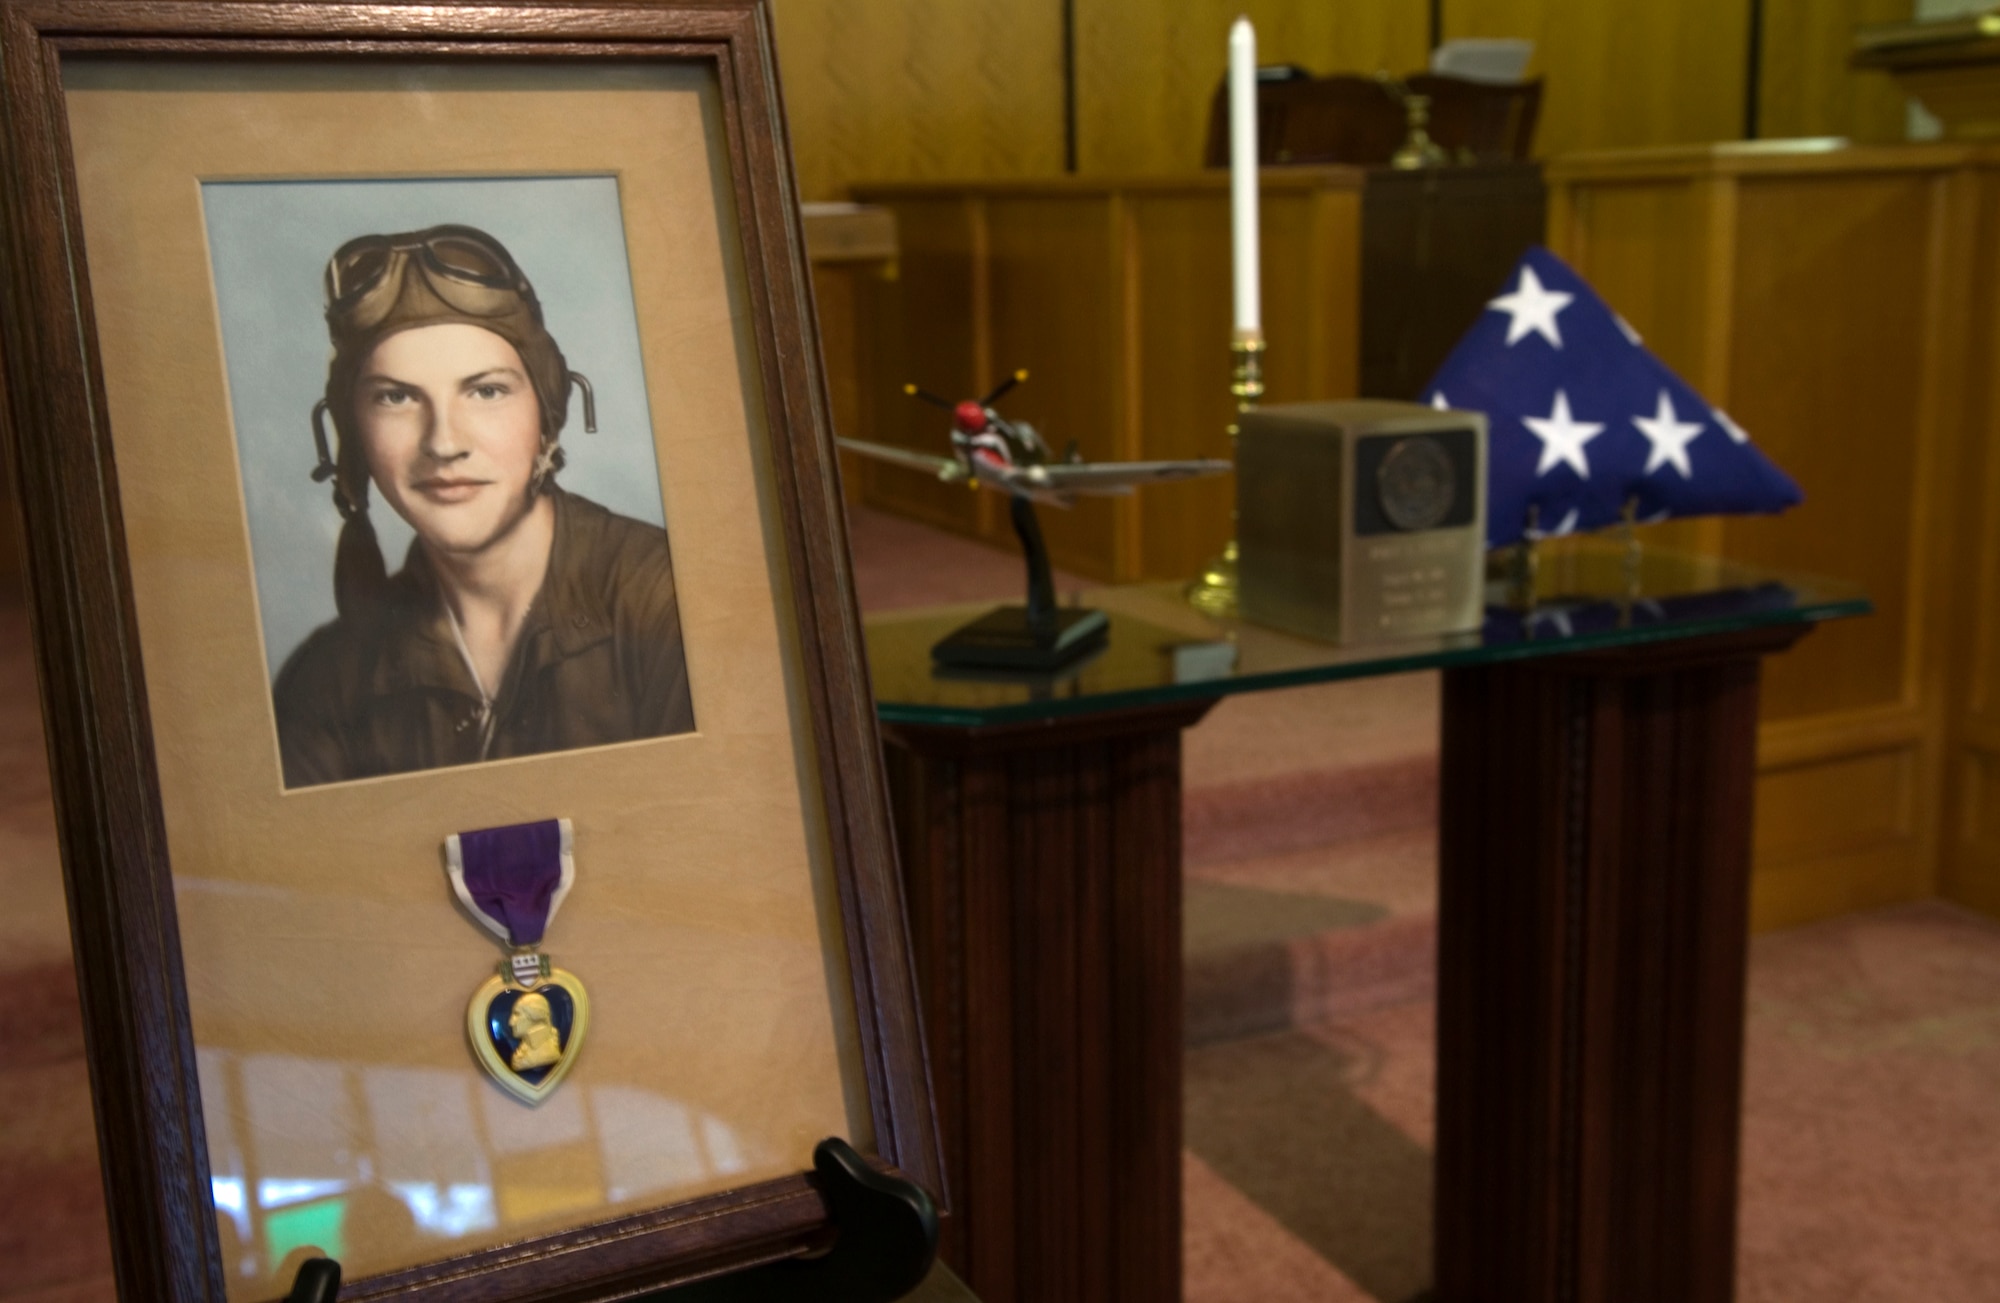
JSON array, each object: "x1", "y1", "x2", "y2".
[{"x1": 0, "y1": 2, "x2": 938, "y2": 1300}]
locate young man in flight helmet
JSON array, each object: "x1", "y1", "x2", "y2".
[{"x1": 274, "y1": 223, "x2": 694, "y2": 787}]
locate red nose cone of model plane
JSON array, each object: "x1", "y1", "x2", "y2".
[{"x1": 953, "y1": 401, "x2": 988, "y2": 434}]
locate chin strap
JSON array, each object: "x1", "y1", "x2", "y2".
[
  {"x1": 532, "y1": 439, "x2": 561, "y2": 490},
  {"x1": 310, "y1": 400, "x2": 337, "y2": 481},
  {"x1": 311, "y1": 400, "x2": 363, "y2": 519},
  {"x1": 570, "y1": 371, "x2": 596, "y2": 433}
]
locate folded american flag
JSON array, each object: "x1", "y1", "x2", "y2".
[{"x1": 1425, "y1": 246, "x2": 1802, "y2": 548}]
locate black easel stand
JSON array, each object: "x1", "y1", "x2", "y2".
[
  {"x1": 284, "y1": 1257, "x2": 340, "y2": 1303},
  {"x1": 281, "y1": 1138, "x2": 938, "y2": 1303},
  {"x1": 931, "y1": 495, "x2": 1108, "y2": 671},
  {"x1": 652, "y1": 1138, "x2": 938, "y2": 1302}
]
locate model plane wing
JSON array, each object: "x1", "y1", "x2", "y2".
[
  {"x1": 1033, "y1": 458, "x2": 1233, "y2": 494},
  {"x1": 837, "y1": 437, "x2": 968, "y2": 483}
]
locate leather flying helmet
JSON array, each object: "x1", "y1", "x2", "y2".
[
  {"x1": 309, "y1": 223, "x2": 596, "y2": 618},
  {"x1": 310, "y1": 223, "x2": 596, "y2": 520}
]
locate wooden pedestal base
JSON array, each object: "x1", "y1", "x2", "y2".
[
  {"x1": 1435, "y1": 626, "x2": 1807, "y2": 1303},
  {"x1": 882, "y1": 700, "x2": 1216, "y2": 1303},
  {"x1": 882, "y1": 623, "x2": 1811, "y2": 1303}
]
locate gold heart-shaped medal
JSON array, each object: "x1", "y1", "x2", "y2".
[
  {"x1": 467, "y1": 956, "x2": 591, "y2": 1106},
  {"x1": 445, "y1": 818, "x2": 589, "y2": 1106}
]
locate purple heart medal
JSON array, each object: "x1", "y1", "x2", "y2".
[{"x1": 443, "y1": 818, "x2": 590, "y2": 1105}]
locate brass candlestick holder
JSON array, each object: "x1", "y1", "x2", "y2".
[
  {"x1": 1186, "y1": 331, "x2": 1265, "y2": 616},
  {"x1": 1378, "y1": 76, "x2": 1449, "y2": 171},
  {"x1": 1390, "y1": 92, "x2": 1448, "y2": 170}
]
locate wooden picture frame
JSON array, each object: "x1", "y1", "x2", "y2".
[{"x1": 0, "y1": 2, "x2": 939, "y2": 1299}]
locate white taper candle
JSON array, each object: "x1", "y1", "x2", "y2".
[{"x1": 1228, "y1": 16, "x2": 1261, "y2": 340}]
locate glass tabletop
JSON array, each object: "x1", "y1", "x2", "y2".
[{"x1": 865, "y1": 540, "x2": 1871, "y2": 728}]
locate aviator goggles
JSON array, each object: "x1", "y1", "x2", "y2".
[{"x1": 324, "y1": 225, "x2": 538, "y2": 330}]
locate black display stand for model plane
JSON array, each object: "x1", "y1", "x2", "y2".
[
  {"x1": 930, "y1": 496, "x2": 1109, "y2": 671},
  {"x1": 278, "y1": 1138, "x2": 943, "y2": 1303}
]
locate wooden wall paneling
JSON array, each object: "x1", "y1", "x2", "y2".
[
  {"x1": 1072, "y1": 0, "x2": 1430, "y2": 176},
  {"x1": 815, "y1": 260, "x2": 865, "y2": 506},
  {"x1": 1942, "y1": 153, "x2": 2000, "y2": 920},
  {"x1": 770, "y1": 0, "x2": 1066, "y2": 202},
  {"x1": 1757, "y1": 0, "x2": 1912, "y2": 144},
  {"x1": 1955, "y1": 743, "x2": 2000, "y2": 917},
  {"x1": 1125, "y1": 193, "x2": 1232, "y2": 585},
  {"x1": 771, "y1": 0, "x2": 1915, "y2": 206},
  {"x1": 1442, "y1": 0, "x2": 1751, "y2": 157},
  {"x1": 1549, "y1": 144, "x2": 1976, "y2": 931},
  {"x1": 805, "y1": 207, "x2": 901, "y2": 508},
  {"x1": 1259, "y1": 186, "x2": 1361, "y2": 404},
  {"x1": 854, "y1": 197, "x2": 992, "y2": 540},
  {"x1": 1723, "y1": 172, "x2": 1924, "y2": 718},
  {"x1": 984, "y1": 195, "x2": 1127, "y2": 578},
  {"x1": 1114, "y1": 196, "x2": 1146, "y2": 577},
  {"x1": 1728, "y1": 155, "x2": 1973, "y2": 926},
  {"x1": 1123, "y1": 183, "x2": 1363, "y2": 582},
  {"x1": 1902, "y1": 158, "x2": 1982, "y2": 854}
]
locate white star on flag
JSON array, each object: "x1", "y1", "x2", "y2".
[
  {"x1": 1430, "y1": 391, "x2": 1450, "y2": 410},
  {"x1": 1521, "y1": 390, "x2": 1604, "y2": 478},
  {"x1": 1715, "y1": 409, "x2": 1750, "y2": 444},
  {"x1": 1633, "y1": 389, "x2": 1705, "y2": 478},
  {"x1": 1614, "y1": 313, "x2": 1643, "y2": 346},
  {"x1": 1487, "y1": 265, "x2": 1575, "y2": 348}
]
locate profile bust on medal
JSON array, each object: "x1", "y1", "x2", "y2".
[
  {"x1": 273, "y1": 224, "x2": 695, "y2": 788},
  {"x1": 507, "y1": 992, "x2": 564, "y2": 1071}
]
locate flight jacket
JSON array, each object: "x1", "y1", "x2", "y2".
[{"x1": 273, "y1": 488, "x2": 694, "y2": 788}]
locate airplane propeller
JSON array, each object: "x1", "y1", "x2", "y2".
[
  {"x1": 902, "y1": 384, "x2": 956, "y2": 411},
  {"x1": 978, "y1": 369, "x2": 1030, "y2": 408},
  {"x1": 901, "y1": 369, "x2": 1032, "y2": 414}
]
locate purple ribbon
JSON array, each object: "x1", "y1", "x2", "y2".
[{"x1": 454, "y1": 819, "x2": 567, "y2": 947}]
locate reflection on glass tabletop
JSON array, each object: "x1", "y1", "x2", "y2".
[{"x1": 864, "y1": 540, "x2": 1871, "y2": 728}]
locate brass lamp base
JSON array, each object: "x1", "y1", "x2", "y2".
[{"x1": 1185, "y1": 540, "x2": 1240, "y2": 616}]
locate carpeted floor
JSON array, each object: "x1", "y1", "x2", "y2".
[{"x1": 3, "y1": 509, "x2": 1999, "y2": 1299}]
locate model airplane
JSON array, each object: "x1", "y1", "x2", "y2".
[
  {"x1": 837, "y1": 371, "x2": 1231, "y2": 506},
  {"x1": 840, "y1": 371, "x2": 1230, "y2": 671}
]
